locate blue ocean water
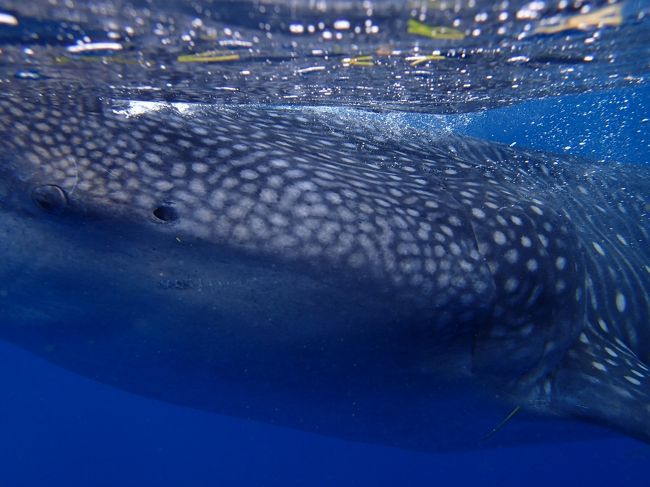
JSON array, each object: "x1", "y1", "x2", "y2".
[
  {"x1": 0, "y1": 338, "x2": 648, "y2": 487},
  {"x1": 0, "y1": 84, "x2": 648, "y2": 486}
]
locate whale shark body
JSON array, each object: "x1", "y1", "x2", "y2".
[{"x1": 0, "y1": 86, "x2": 648, "y2": 449}]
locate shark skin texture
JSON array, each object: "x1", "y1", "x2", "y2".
[{"x1": 0, "y1": 87, "x2": 648, "y2": 450}]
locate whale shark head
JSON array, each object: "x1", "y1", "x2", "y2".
[
  {"x1": 0, "y1": 85, "x2": 648, "y2": 448},
  {"x1": 0, "y1": 92, "x2": 498, "y2": 336}
]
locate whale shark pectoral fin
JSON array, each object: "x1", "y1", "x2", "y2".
[{"x1": 529, "y1": 329, "x2": 650, "y2": 443}]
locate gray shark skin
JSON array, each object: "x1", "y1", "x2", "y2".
[{"x1": 0, "y1": 85, "x2": 648, "y2": 450}]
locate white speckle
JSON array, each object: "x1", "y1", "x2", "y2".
[
  {"x1": 259, "y1": 187, "x2": 278, "y2": 203},
  {"x1": 195, "y1": 208, "x2": 214, "y2": 223},
  {"x1": 240, "y1": 169, "x2": 259, "y2": 180},
  {"x1": 555, "y1": 256, "x2": 566, "y2": 271},
  {"x1": 505, "y1": 249, "x2": 519, "y2": 264},
  {"x1": 616, "y1": 234, "x2": 628, "y2": 246},
  {"x1": 270, "y1": 159, "x2": 290, "y2": 169},
  {"x1": 154, "y1": 181, "x2": 174, "y2": 191},
  {"x1": 592, "y1": 241, "x2": 606, "y2": 256},
  {"x1": 510, "y1": 215, "x2": 523, "y2": 226},
  {"x1": 189, "y1": 179, "x2": 206, "y2": 195},
  {"x1": 191, "y1": 125, "x2": 209, "y2": 136},
  {"x1": 504, "y1": 278, "x2": 519, "y2": 293},
  {"x1": 493, "y1": 230, "x2": 506, "y2": 245},
  {"x1": 615, "y1": 292, "x2": 626, "y2": 313},
  {"x1": 440, "y1": 225, "x2": 454, "y2": 237},
  {"x1": 471, "y1": 208, "x2": 485, "y2": 219},
  {"x1": 604, "y1": 347, "x2": 618, "y2": 358},
  {"x1": 592, "y1": 361, "x2": 607, "y2": 372},
  {"x1": 171, "y1": 163, "x2": 187, "y2": 177},
  {"x1": 590, "y1": 293, "x2": 598, "y2": 310},
  {"x1": 191, "y1": 163, "x2": 210, "y2": 174},
  {"x1": 144, "y1": 152, "x2": 163, "y2": 164},
  {"x1": 624, "y1": 376, "x2": 641, "y2": 386},
  {"x1": 579, "y1": 333, "x2": 589, "y2": 344},
  {"x1": 598, "y1": 318, "x2": 609, "y2": 332},
  {"x1": 614, "y1": 338, "x2": 629, "y2": 350},
  {"x1": 521, "y1": 236, "x2": 532, "y2": 247},
  {"x1": 425, "y1": 200, "x2": 440, "y2": 209},
  {"x1": 530, "y1": 205, "x2": 543, "y2": 215},
  {"x1": 526, "y1": 259, "x2": 538, "y2": 272},
  {"x1": 217, "y1": 148, "x2": 233, "y2": 158},
  {"x1": 222, "y1": 177, "x2": 239, "y2": 189}
]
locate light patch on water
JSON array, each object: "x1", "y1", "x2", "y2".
[
  {"x1": 112, "y1": 100, "x2": 198, "y2": 118},
  {"x1": 0, "y1": 12, "x2": 18, "y2": 25},
  {"x1": 300, "y1": 106, "x2": 465, "y2": 144},
  {"x1": 457, "y1": 86, "x2": 650, "y2": 163},
  {"x1": 66, "y1": 42, "x2": 124, "y2": 54}
]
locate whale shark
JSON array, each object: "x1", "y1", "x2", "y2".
[{"x1": 0, "y1": 84, "x2": 648, "y2": 450}]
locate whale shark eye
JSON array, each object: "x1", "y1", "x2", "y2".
[
  {"x1": 152, "y1": 205, "x2": 178, "y2": 223},
  {"x1": 31, "y1": 184, "x2": 68, "y2": 214}
]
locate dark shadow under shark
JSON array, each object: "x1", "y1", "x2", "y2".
[{"x1": 0, "y1": 85, "x2": 648, "y2": 450}]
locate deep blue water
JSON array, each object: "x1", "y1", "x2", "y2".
[
  {"x1": 0, "y1": 339, "x2": 648, "y2": 487},
  {"x1": 0, "y1": 85, "x2": 648, "y2": 486},
  {"x1": 459, "y1": 86, "x2": 650, "y2": 164}
]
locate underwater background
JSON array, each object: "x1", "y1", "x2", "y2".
[{"x1": 0, "y1": 1, "x2": 649, "y2": 485}]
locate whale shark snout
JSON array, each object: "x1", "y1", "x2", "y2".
[{"x1": 0, "y1": 85, "x2": 648, "y2": 449}]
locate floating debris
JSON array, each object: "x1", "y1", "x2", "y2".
[
  {"x1": 534, "y1": 4, "x2": 623, "y2": 35},
  {"x1": 342, "y1": 55, "x2": 374, "y2": 67},
  {"x1": 407, "y1": 19, "x2": 465, "y2": 40},
  {"x1": 66, "y1": 41, "x2": 124, "y2": 54},
  {"x1": 217, "y1": 39, "x2": 253, "y2": 48},
  {"x1": 177, "y1": 51, "x2": 241, "y2": 63},
  {"x1": 406, "y1": 54, "x2": 446, "y2": 66},
  {"x1": 296, "y1": 66, "x2": 326, "y2": 75},
  {"x1": 55, "y1": 55, "x2": 138, "y2": 65},
  {"x1": 14, "y1": 70, "x2": 41, "y2": 80}
]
